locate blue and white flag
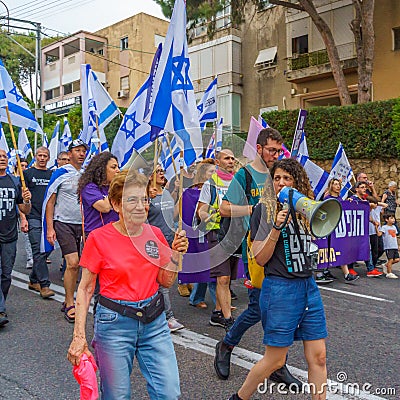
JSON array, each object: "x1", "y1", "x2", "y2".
[
  {"x1": 40, "y1": 164, "x2": 79, "y2": 252},
  {"x1": 144, "y1": 0, "x2": 203, "y2": 168},
  {"x1": 197, "y1": 77, "x2": 217, "y2": 125},
  {"x1": 0, "y1": 59, "x2": 43, "y2": 135},
  {"x1": 328, "y1": 143, "x2": 353, "y2": 199},
  {"x1": 0, "y1": 122, "x2": 10, "y2": 154},
  {"x1": 295, "y1": 131, "x2": 309, "y2": 165},
  {"x1": 18, "y1": 128, "x2": 32, "y2": 159},
  {"x1": 159, "y1": 133, "x2": 181, "y2": 181},
  {"x1": 112, "y1": 45, "x2": 162, "y2": 168},
  {"x1": 258, "y1": 115, "x2": 269, "y2": 128},
  {"x1": 205, "y1": 117, "x2": 223, "y2": 159},
  {"x1": 60, "y1": 118, "x2": 72, "y2": 152},
  {"x1": 80, "y1": 64, "x2": 120, "y2": 147},
  {"x1": 42, "y1": 132, "x2": 49, "y2": 148},
  {"x1": 83, "y1": 139, "x2": 99, "y2": 169},
  {"x1": 47, "y1": 121, "x2": 60, "y2": 169}
]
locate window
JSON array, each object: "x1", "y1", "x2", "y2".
[
  {"x1": 63, "y1": 83, "x2": 73, "y2": 95},
  {"x1": 394, "y1": 27, "x2": 400, "y2": 51},
  {"x1": 120, "y1": 76, "x2": 129, "y2": 90},
  {"x1": 120, "y1": 36, "x2": 128, "y2": 50},
  {"x1": 292, "y1": 35, "x2": 308, "y2": 55},
  {"x1": 45, "y1": 87, "x2": 60, "y2": 100},
  {"x1": 254, "y1": 46, "x2": 277, "y2": 68},
  {"x1": 98, "y1": 48, "x2": 104, "y2": 55}
]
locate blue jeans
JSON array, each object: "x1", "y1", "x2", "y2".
[
  {"x1": 92, "y1": 294, "x2": 180, "y2": 400},
  {"x1": 159, "y1": 286, "x2": 173, "y2": 319},
  {"x1": 28, "y1": 218, "x2": 51, "y2": 288},
  {"x1": 0, "y1": 240, "x2": 17, "y2": 313},
  {"x1": 224, "y1": 286, "x2": 261, "y2": 347},
  {"x1": 189, "y1": 282, "x2": 216, "y2": 306}
]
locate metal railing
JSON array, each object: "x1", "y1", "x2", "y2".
[{"x1": 288, "y1": 42, "x2": 356, "y2": 71}]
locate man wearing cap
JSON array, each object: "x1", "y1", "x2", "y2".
[{"x1": 44, "y1": 139, "x2": 88, "y2": 323}]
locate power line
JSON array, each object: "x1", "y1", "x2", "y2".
[
  {"x1": 9, "y1": 0, "x2": 47, "y2": 12},
  {"x1": 13, "y1": 0, "x2": 81, "y2": 19}
]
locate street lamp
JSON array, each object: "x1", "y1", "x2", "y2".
[{"x1": 0, "y1": 1, "x2": 9, "y2": 33}]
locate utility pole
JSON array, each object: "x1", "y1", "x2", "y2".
[{"x1": 0, "y1": 15, "x2": 43, "y2": 152}]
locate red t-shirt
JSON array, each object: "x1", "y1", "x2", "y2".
[{"x1": 79, "y1": 223, "x2": 171, "y2": 301}]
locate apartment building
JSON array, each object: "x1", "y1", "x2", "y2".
[{"x1": 41, "y1": 13, "x2": 168, "y2": 115}]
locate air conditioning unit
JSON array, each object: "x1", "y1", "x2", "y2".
[{"x1": 117, "y1": 90, "x2": 129, "y2": 98}]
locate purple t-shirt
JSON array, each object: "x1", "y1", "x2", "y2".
[{"x1": 81, "y1": 183, "x2": 118, "y2": 234}]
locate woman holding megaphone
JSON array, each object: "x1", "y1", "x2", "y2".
[{"x1": 228, "y1": 158, "x2": 327, "y2": 400}]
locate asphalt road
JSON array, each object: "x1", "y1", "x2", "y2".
[{"x1": 0, "y1": 233, "x2": 399, "y2": 400}]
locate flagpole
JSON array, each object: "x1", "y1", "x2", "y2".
[
  {"x1": 178, "y1": 150, "x2": 184, "y2": 271},
  {"x1": 164, "y1": 132, "x2": 178, "y2": 175},
  {"x1": 95, "y1": 115, "x2": 101, "y2": 153},
  {"x1": 5, "y1": 106, "x2": 26, "y2": 189},
  {"x1": 152, "y1": 138, "x2": 159, "y2": 188}
]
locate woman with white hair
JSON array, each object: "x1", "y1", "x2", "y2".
[{"x1": 382, "y1": 181, "x2": 400, "y2": 235}]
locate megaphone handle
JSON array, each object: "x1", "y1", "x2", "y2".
[{"x1": 273, "y1": 189, "x2": 293, "y2": 230}]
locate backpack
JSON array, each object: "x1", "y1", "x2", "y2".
[{"x1": 216, "y1": 167, "x2": 253, "y2": 255}]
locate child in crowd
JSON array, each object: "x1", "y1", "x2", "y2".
[
  {"x1": 368, "y1": 197, "x2": 386, "y2": 272},
  {"x1": 379, "y1": 214, "x2": 399, "y2": 279}
]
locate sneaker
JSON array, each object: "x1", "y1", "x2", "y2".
[
  {"x1": 348, "y1": 268, "x2": 359, "y2": 277},
  {"x1": 386, "y1": 272, "x2": 399, "y2": 279},
  {"x1": 46, "y1": 258, "x2": 51, "y2": 264},
  {"x1": 214, "y1": 340, "x2": 233, "y2": 380},
  {"x1": 230, "y1": 289, "x2": 238, "y2": 300},
  {"x1": 209, "y1": 310, "x2": 225, "y2": 328},
  {"x1": 315, "y1": 274, "x2": 334, "y2": 284},
  {"x1": 28, "y1": 282, "x2": 41, "y2": 292},
  {"x1": 367, "y1": 269, "x2": 384, "y2": 277},
  {"x1": 0, "y1": 312, "x2": 8, "y2": 327},
  {"x1": 40, "y1": 287, "x2": 55, "y2": 299},
  {"x1": 323, "y1": 270, "x2": 337, "y2": 279},
  {"x1": 177, "y1": 284, "x2": 190, "y2": 297},
  {"x1": 344, "y1": 273, "x2": 360, "y2": 283},
  {"x1": 224, "y1": 316, "x2": 235, "y2": 332},
  {"x1": 167, "y1": 317, "x2": 184, "y2": 332},
  {"x1": 376, "y1": 258, "x2": 386, "y2": 266},
  {"x1": 26, "y1": 259, "x2": 33, "y2": 269}
]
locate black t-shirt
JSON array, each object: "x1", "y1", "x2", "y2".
[
  {"x1": 0, "y1": 174, "x2": 23, "y2": 243},
  {"x1": 250, "y1": 203, "x2": 312, "y2": 279},
  {"x1": 23, "y1": 168, "x2": 53, "y2": 220}
]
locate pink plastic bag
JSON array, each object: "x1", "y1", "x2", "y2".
[{"x1": 72, "y1": 353, "x2": 99, "y2": 400}]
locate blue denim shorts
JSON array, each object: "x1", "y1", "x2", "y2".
[{"x1": 260, "y1": 275, "x2": 327, "y2": 347}]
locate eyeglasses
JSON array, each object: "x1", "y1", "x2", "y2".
[
  {"x1": 263, "y1": 147, "x2": 284, "y2": 156},
  {"x1": 155, "y1": 169, "x2": 165, "y2": 174},
  {"x1": 58, "y1": 158, "x2": 69, "y2": 161},
  {"x1": 124, "y1": 196, "x2": 150, "y2": 206}
]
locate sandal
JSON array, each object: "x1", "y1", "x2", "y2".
[
  {"x1": 64, "y1": 305, "x2": 75, "y2": 323},
  {"x1": 60, "y1": 302, "x2": 66, "y2": 313}
]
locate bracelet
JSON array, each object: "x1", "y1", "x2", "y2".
[
  {"x1": 170, "y1": 257, "x2": 179, "y2": 266},
  {"x1": 23, "y1": 199, "x2": 31, "y2": 205}
]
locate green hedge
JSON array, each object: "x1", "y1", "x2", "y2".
[{"x1": 261, "y1": 98, "x2": 400, "y2": 160}]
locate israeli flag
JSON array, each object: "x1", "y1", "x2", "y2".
[
  {"x1": 80, "y1": 64, "x2": 120, "y2": 147},
  {"x1": 47, "y1": 121, "x2": 60, "y2": 169},
  {"x1": 18, "y1": 128, "x2": 33, "y2": 159},
  {"x1": 328, "y1": 143, "x2": 353, "y2": 199},
  {"x1": 144, "y1": 0, "x2": 203, "y2": 168},
  {"x1": 0, "y1": 122, "x2": 10, "y2": 153},
  {"x1": 60, "y1": 118, "x2": 72, "y2": 152},
  {"x1": 0, "y1": 59, "x2": 43, "y2": 135},
  {"x1": 197, "y1": 77, "x2": 217, "y2": 124},
  {"x1": 205, "y1": 117, "x2": 223, "y2": 159},
  {"x1": 159, "y1": 133, "x2": 181, "y2": 181},
  {"x1": 40, "y1": 164, "x2": 79, "y2": 252},
  {"x1": 42, "y1": 132, "x2": 49, "y2": 148},
  {"x1": 83, "y1": 139, "x2": 99, "y2": 169},
  {"x1": 295, "y1": 132, "x2": 309, "y2": 166},
  {"x1": 112, "y1": 45, "x2": 162, "y2": 168},
  {"x1": 258, "y1": 115, "x2": 269, "y2": 128}
]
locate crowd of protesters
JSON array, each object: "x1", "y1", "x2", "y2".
[{"x1": 0, "y1": 127, "x2": 399, "y2": 399}]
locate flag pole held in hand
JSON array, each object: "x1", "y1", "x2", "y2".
[
  {"x1": 5, "y1": 106, "x2": 26, "y2": 189},
  {"x1": 178, "y1": 150, "x2": 184, "y2": 271}
]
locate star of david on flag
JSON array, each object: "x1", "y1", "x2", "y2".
[{"x1": 144, "y1": 0, "x2": 203, "y2": 169}]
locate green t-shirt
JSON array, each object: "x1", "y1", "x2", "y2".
[{"x1": 223, "y1": 165, "x2": 269, "y2": 262}]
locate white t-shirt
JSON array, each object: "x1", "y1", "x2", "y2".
[
  {"x1": 198, "y1": 177, "x2": 231, "y2": 205},
  {"x1": 369, "y1": 206, "x2": 382, "y2": 235},
  {"x1": 379, "y1": 225, "x2": 398, "y2": 250}
]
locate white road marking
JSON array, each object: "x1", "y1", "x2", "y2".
[
  {"x1": 11, "y1": 271, "x2": 388, "y2": 400},
  {"x1": 319, "y1": 286, "x2": 394, "y2": 303}
]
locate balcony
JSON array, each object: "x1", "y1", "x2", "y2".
[{"x1": 286, "y1": 42, "x2": 357, "y2": 82}]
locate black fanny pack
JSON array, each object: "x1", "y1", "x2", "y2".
[{"x1": 98, "y1": 292, "x2": 165, "y2": 324}]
